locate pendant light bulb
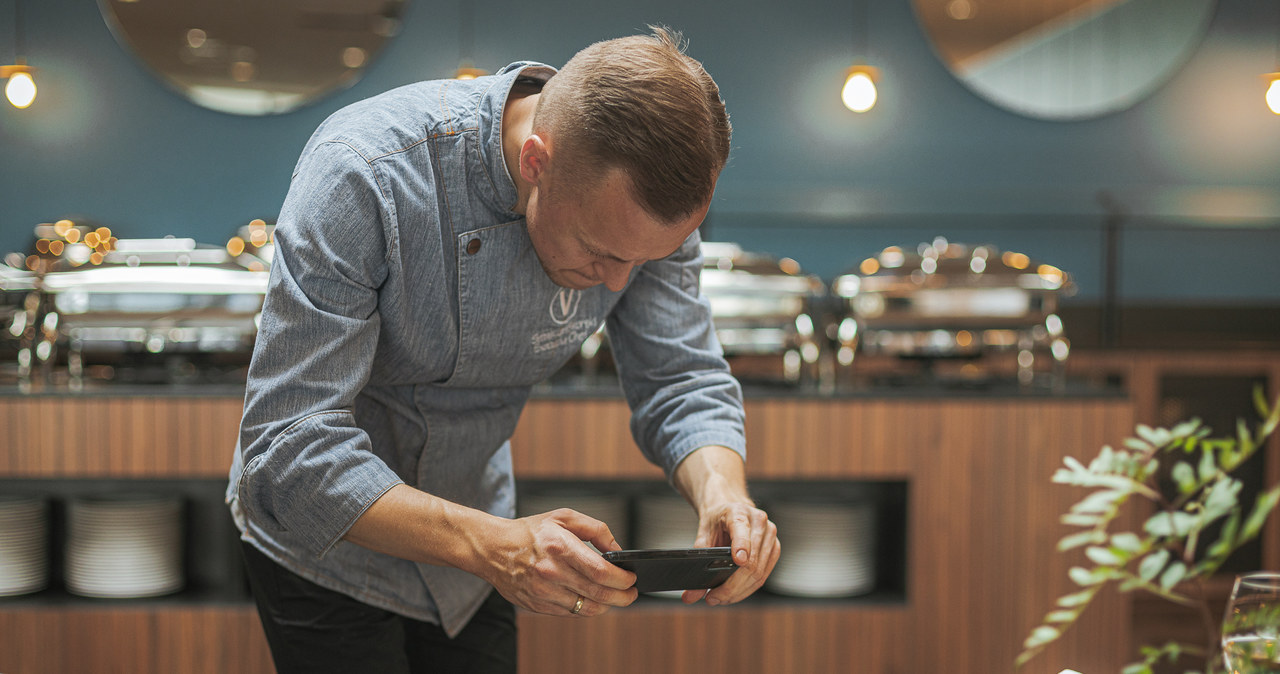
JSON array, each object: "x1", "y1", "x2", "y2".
[
  {"x1": 842, "y1": 66, "x2": 879, "y2": 113},
  {"x1": 454, "y1": 65, "x2": 488, "y2": 80},
  {"x1": 1266, "y1": 75, "x2": 1280, "y2": 115},
  {"x1": 4, "y1": 68, "x2": 36, "y2": 109}
]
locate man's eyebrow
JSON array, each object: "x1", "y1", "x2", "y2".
[{"x1": 582, "y1": 238, "x2": 630, "y2": 263}]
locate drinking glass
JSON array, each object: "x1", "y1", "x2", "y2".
[{"x1": 1222, "y1": 572, "x2": 1280, "y2": 673}]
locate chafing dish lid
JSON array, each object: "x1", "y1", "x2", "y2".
[{"x1": 832, "y1": 237, "x2": 1073, "y2": 297}]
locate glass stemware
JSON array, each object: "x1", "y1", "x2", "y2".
[{"x1": 1223, "y1": 572, "x2": 1280, "y2": 673}]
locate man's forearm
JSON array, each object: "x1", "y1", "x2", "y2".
[
  {"x1": 343, "y1": 483, "x2": 498, "y2": 574},
  {"x1": 672, "y1": 445, "x2": 752, "y2": 516}
]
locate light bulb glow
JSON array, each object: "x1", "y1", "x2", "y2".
[
  {"x1": 6, "y1": 71, "x2": 36, "y2": 108},
  {"x1": 1267, "y1": 77, "x2": 1280, "y2": 115},
  {"x1": 842, "y1": 66, "x2": 879, "y2": 113}
]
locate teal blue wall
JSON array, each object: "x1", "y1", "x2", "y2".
[{"x1": 2, "y1": 0, "x2": 1278, "y2": 302}]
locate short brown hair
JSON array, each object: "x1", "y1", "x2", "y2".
[{"x1": 533, "y1": 27, "x2": 732, "y2": 223}]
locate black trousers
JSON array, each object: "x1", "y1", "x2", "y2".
[{"x1": 240, "y1": 542, "x2": 517, "y2": 674}]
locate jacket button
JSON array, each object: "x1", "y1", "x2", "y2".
[{"x1": 466, "y1": 238, "x2": 482, "y2": 255}]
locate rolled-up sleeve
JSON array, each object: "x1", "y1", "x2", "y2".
[
  {"x1": 234, "y1": 140, "x2": 404, "y2": 557},
  {"x1": 606, "y1": 230, "x2": 746, "y2": 479}
]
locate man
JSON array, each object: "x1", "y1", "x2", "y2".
[{"x1": 226, "y1": 27, "x2": 779, "y2": 673}]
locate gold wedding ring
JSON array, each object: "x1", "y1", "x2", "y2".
[{"x1": 570, "y1": 595, "x2": 585, "y2": 615}]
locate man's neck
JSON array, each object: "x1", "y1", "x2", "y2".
[{"x1": 502, "y1": 91, "x2": 539, "y2": 215}]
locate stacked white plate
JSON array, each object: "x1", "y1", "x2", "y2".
[
  {"x1": 65, "y1": 494, "x2": 185, "y2": 598},
  {"x1": 766, "y1": 499, "x2": 875, "y2": 598},
  {"x1": 634, "y1": 494, "x2": 700, "y2": 598},
  {"x1": 0, "y1": 496, "x2": 50, "y2": 596},
  {"x1": 518, "y1": 489, "x2": 630, "y2": 550},
  {"x1": 635, "y1": 494, "x2": 698, "y2": 550}
]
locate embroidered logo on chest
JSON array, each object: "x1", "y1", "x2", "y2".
[{"x1": 549, "y1": 288, "x2": 581, "y2": 325}]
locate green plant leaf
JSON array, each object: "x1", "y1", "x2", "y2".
[
  {"x1": 1235, "y1": 419, "x2": 1255, "y2": 465},
  {"x1": 1119, "y1": 576, "x2": 1143, "y2": 592},
  {"x1": 1170, "y1": 418, "x2": 1201, "y2": 438},
  {"x1": 1136, "y1": 424, "x2": 1166, "y2": 447},
  {"x1": 1124, "y1": 437, "x2": 1153, "y2": 452},
  {"x1": 1143, "y1": 457, "x2": 1159, "y2": 476},
  {"x1": 1208, "y1": 510, "x2": 1242, "y2": 560},
  {"x1": 1051, "y1": 468, "x2": 1076, "y2": 484},
  {"x1": 1160, "y1": 561, "x2": 1187, "y2": 591},
  {"x1": 1045, "y1": 610, "x2": 1078, "y2": 623},
  {"x1": 1171, "y1": 461, "x2": 1196, "y2": 495},
  {"x1": 1086, "y1": 546, "x2": 1122, "y2": 566},
  {"x1": 1111, "y1": 532, "x2": 1143, "y2": 552},
  {"x1": 1120, "y1": 665, "x2": 1152, "y2": 674},
  {"x1": 1145, "y1": 511, "x2": 1197, "y2": 538},
  {"x1": 1069, "y1": 566, "x2": 1101, "y2": 586},
  {"x1": 1090, "y1": 445, "x2": 1116, "y2": 472},
  {"x1": 1058, "y1": 529, "x2": 1105, "y2": 551},
  {"x1": 1139, "y1": 549, "x2": 1170, "y2": 582},
  {"x1": 1023, "y1": 625, "x2": 1060, "y2": 649},
  {"x1": 1198, "y1": 445, "x2": 1217, "y2": 482},
  {"x1": 1056, "y1": 589, "x2": 1096, "y2": 608},
  {"x1": 1241, "y1": 486, "x2": 1280, "y2": 542},
  {"x1": 1204, "y1": 478, "x2": 1242, "y2": 521},
  {"x1": 1264, "y1": 402, "x2": 1280, "y2": 438},
  {"x1": 1060, "y1": 513, "x2": 1101, "y2": 527},
  {"x1": 1073, "y1": 489, "x2": 1126, "y2": 514}
]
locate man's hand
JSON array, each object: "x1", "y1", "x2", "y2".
[
  {"x1": 683, "y1": 498, "x2": 779, "y2": 606},
  {"x1": 672, "y1": 446, "x2": 780, "y2": 606},
  {"x1": 475, "y1": 508, "x2": 638, "y2": 617},
  {"x1": 343, "y1": 485, "x2": 636, "y2": 617}
]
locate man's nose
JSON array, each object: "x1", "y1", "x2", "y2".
[{"x1": 599, "y1": 260, "x2": 634, "y2": 292}]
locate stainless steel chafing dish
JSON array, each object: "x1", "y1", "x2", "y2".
[
  {"x1": 699, "y1": 242, "x2": 828, "y2": 384},
  {"x1": 567, "y1": 242, "x2": 829, "y2": 386},
  {"x1": 2, "y1": 221, "x2": 271, "y2": 387},
  {"x1": 830, "y1": 237, "x2": 1074, "y2": 387}
]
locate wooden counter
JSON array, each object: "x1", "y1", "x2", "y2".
[{"x1": 0, "y1": 389, "x2": 1146, "y2": 673}]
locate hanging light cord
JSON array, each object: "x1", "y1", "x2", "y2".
[
  {"x1": 852, "y1": 0, "x2": 867, "y2": 61},
  {"x1": 14, "y1": 0, "x2": 25, "y2": 61},
  {"x1": 459, "y1": 0, "x2": 474, "y2": 66},
  {"x1": 1274, "y1": 0, "x2": 1279, "y2": 69}
]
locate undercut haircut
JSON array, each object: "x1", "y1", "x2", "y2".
[{"x1": 532, "y1": 26, "x2": 732, "y2": 224}]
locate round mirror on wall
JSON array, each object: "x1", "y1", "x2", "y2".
[
  {"x1": 98, "y1": 0, "x2": 407, "y2": 116},
  {"x1": 912, "y1": 0, "x2": 1216, "y2": 121}
]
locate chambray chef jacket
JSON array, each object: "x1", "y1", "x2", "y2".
[{"x1": 226, "y1": 62, "x2": 747, "y2": 637}]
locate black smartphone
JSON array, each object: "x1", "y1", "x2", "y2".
[{"x1": 601, "y1": 547, "x2": 737, "y2": 593}]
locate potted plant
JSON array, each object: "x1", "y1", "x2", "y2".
[{"x1": 1017, "y1": 388, "x2": 1280, "y2": 673}]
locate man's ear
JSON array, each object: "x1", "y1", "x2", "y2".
[{"x1": 519, "y1": 134, "x2": 550, "y2": 186}]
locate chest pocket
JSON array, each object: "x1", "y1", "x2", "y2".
[{"x1": 444, "y1": 220, "x2": 616, "y2": 388}]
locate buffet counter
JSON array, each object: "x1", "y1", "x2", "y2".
[
  {"x1": 3, "y1": 349, "x2": 1280, "y2": 672},
  {"x1": 0, "y1": 380, "x2": 1150, "y2": 674}
]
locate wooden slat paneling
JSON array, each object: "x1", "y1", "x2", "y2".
[
  {"x1": 905, "y1": 398, "x2": 1136, "y2": 674},
  {"x1": 13, "y1": 378, "x2": 1254, "y2": 673},
  {"x1": 518, "y1": 605, "x2": 909, "y2": 674},
  {"x1": 0, "y1": 396, "x2": 243, "y2": 478},
  {"x1": 0, "y1": 606, "x2": 274, "y2": 674}
]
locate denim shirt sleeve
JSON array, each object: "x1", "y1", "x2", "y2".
[
  {"x1": 605, "y1": 229, "x2": 747, "y2": 478},
  {"x1": 235, "y1": 140, "x2": 404, "y2": 557}
]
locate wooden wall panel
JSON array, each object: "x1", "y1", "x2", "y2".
[
  {"x1": 511, "y1": 398, "x2": 659, "y2": 478},
  {"x1": 23, "y1": 362, "x2": 1280, "y2": 672},
  {"x1": 906, "y1": 399, "x2": 1136, "y2": 674},
  {"x1": 0, "y1": 606, "x2": 274, "y2": 674},
  {"x1": 518, "y1": 606, "x2": 909, "y2": 674},
  {"x1": 511, "y1": 396, "x2": 919, "y2": 479},
  {"x1": 0, "y1": 396, "x2": 243, "y2": 478}
]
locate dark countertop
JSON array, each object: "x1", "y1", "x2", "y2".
[{"x1": 0, "y1": 376, "x2": 1126, "y2": 401}]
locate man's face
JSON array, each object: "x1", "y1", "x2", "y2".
[{"x1": 525, "y1": 167, "x2": 709, "y2": 292}]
